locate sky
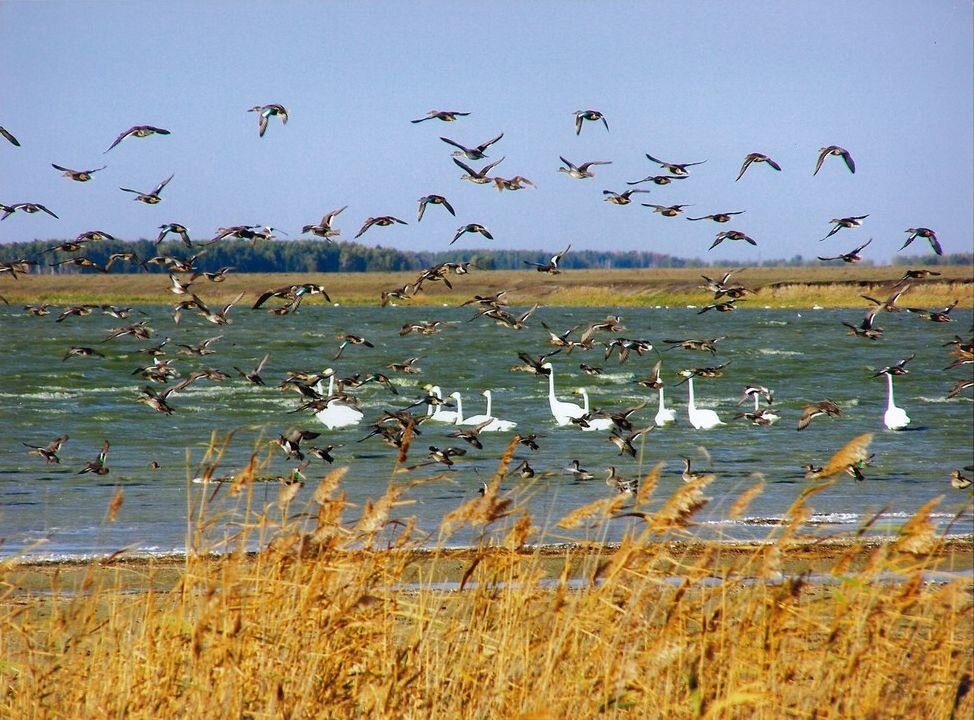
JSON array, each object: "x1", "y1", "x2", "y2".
[{"x1": 1, "y1": 1, "x2": 971, "y2": 263}]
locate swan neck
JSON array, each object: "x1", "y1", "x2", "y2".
[
  {"x1": 886, "y1": 372, "x2": 895, "y2": 409},
  {"x1": 686, "y1": 377, "x2": 695, "y2": 408},
  {"x1": 453, "y1": 394, "x2": 463, "y2": 423},
  {"x1": 483, "y1": 391, "x2": 492, "y2": 417}
]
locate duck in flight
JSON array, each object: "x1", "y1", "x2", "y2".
[
  {"x1": 687, "y1": 211, "x2": 744, "y2": 223},
  {"x1": 120, "y1": 174, "x2": 173, "y2": 204},
  {"x1": 1, "y1": 202, "x2": 59, "y2": 221},
  {"x1": 814, "y1": 145, "x2": 856, "y2": 175},
  {"x1": 558, "y1": 156, "x2": 611, "y2": 179},
  {"x1": 354, "y1": 215, "x2": 408, "y2": 239},
  {"x1": 602, "y1": 189, "x2": 650, "y2": 205},
  {"x1": 573, "y1": 109, "x2": 609, "y2": 135},
  {"x1": 451, "y1": 223, "x2": 492, "y2": 245},
  {"x1": 105, "y1": 125, "x2": 170, "y2": 153},
  {"x1": 417, "y1": 194, "x2": 455, "y2": 221},
  {"x1": 302, "y1": 206, "x2": 346, "y2": 239},
  {"x1": 248, "y1": 104, "x2": 288, "y2": 137},
  {"x1": 411, "y1": 110, "x2": 470, "y2": 123},
  {"x1": 709, "y1": 230, "x2": 756, "y2": 250},
  {"x1": 440, "y1": 132, "x2": 503, "y2": 160},
  {"x1": 644, "y1": 153, "x2": 706, "y2": 176},
  {"x1": 524, "y1": 244, "x2": 571, "y2": 274},
  {"x1": 23, "y1": 434, "x2": 69, "y2": 464},
  {"x1": 822, "y1": 215, "x2": 868, "y2": 241},
  {"x1": 735, "y1": 152, "x2": 781, "y2": 181},
  {"x1": 643, "y1": 203, "x2": 692, "y2": 217},
  {"x1": 52, "y1": 163, "x2": 107, "y2": 182},
  {"x1": 818, "y1": 238, "x2": 872, "y2": 264},
  {"x1": 900, "y1": 227, "x2": 942, "y2": 256}
]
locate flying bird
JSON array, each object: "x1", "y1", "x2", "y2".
[
  {"x1": 248, "y1": 104, "x2": 288, "y2": 137},
  {"x1": 644, "y1": 153, "x2": 706, "y2": 176},
  {"x1": 558, "y1": 156, "x2": 611, "y2": 179},
  {"x1": 51, "y1": 163, "x2": 107, "y2": 182},
  {"x1": 440, "y1": 132, "x2": 503, "y2": 160},
  {"x1": 735, "y1": 152, "x2": 781, "y2": 181},
  {"x1": 900, "y1": 227, "x2": 942, "y2": 256},
  {"x1": 417, "y1": 195, "x2": 455, "y2": 221},
  {"x1": 524, "y1": 244, "x2": 571, "y2": 274},
  {"x1": 451, "y1": 223, "x2": 492, "y2": 245},
  {"x1": 302, "y1": 206, "x2": 347, "y2": 239},
  {"x1": 411, "y1": 110, "x2": 470, "y2": 123},
  {"x1": 710, "y1": 230, "x2": 756, "y2": 250},
  {"x1": 817, "y1": 238, "x2": 872, "y2": 263},
  {"x1": 573, "y1": 109, "x2": 609, "y2": 135},
  {"x1": 602, "y1": 189, "x2": 650, "y2": 205},
  {"x1": 105, "y1": 125, "x2": 170, "y2": 153},
  {"x1": 822, "y1": 215, "x2": 869, "y2": 241},
  {"x1": 1, "y1": 202, "x2": 59, "y2": 221},
  {"x1": 0, "y1": 126, "x2": 21, "y2": 146},
  {"x1": 354, "y1": 215, "x2": 408, "y2": 239},
  {"x1": 814, "y1": 145, "x2": 856, "y2": 175},
  {"x1": 687, "y1": 211, "x2": 744, "y2": 223},
  {"x1": 119, "y1": 173, "x2": 174, "y2": 204}
]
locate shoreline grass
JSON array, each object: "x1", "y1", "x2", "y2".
[
  {"x1": 2, "y1": 451, "x2": 972, "y2": 719},
  {"x1": 2, "y1": 265, "x2": 972, "y2": 307}
]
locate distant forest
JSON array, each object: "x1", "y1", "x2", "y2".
[{"x1": 0, "y1": 238, "x2": 970, "y2": 274}]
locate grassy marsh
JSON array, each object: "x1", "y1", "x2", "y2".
[
  {"x1": 1, "y1": 265, "x2": 972, "y2": 308},
  {"x1": 1, "y1": 441, "x2": 972, "y2": 719}
]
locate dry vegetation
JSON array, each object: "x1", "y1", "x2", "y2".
[
  {"x1": 2, "y1": 265, "x2": 972, "y2": 307},
  {"x1": 1, "y1": 439, "x2": 972, "y2": 719}
]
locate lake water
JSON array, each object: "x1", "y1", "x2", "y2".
[{"x1": 1, "y1": 301, "x2": 971, "y2": 560}]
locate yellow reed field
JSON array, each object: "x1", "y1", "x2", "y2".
[
  {"x1": 2, "y1": 265, "x2": 972, "y2": 307},
  {"x1": 1, "y1": 446, "x2": 972, "y2": 720}
]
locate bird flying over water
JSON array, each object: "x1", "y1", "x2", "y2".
[
  {"x1": 817, "y1": 238, "x2": 872, "y2": 263},
  {"x1": 901, "y1": 227, "x2": 942, "y2": 256}
]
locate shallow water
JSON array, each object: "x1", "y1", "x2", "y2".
[{"x1": 1, "y1": 302, "x2": 971, "y2": 560}]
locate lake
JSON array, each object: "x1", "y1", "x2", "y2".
[{"x1": 1, "y1": 300, "x2": 971, "y2": 559}]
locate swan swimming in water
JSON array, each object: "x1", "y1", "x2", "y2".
[
  {"x1": 478, "y1": 390, "x2": 517, "y2": 432},
  {"x1": 314, "y1": 370, "x2": 364, "y2": 429},
  {"x1": 426, "y1": 386, "x2": 460, "y2": 423},
  {"x1": 681, "y1": 372, "x2": 725, "y2": 429},
  {"x1": 654, "y1": 386, "x2": 677, "y2": 426},
  {"x1": 540, "y1": 362, "x2": 585, "y2": 425},
  {"x1": 882, "y1": 371, "x2": 910, "y2": 430},
  {"x1": 574, "y1": 388, "x2": 615, "y2": 431}
]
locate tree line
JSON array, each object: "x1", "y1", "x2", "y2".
[{"x1": 0, "y1": 237, "x2": 969, "y2": 274}]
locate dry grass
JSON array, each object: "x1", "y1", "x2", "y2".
[
  {"x1": 1, "y1": 440, "x2": 972, "y2": 720},
  {"x1": 2, "y1": 265, "x2": 972, "y2": 307}
]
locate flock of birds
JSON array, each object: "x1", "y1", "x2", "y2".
[{"x1": 2, "y1": 106, "x2": 972, "y2": 500}]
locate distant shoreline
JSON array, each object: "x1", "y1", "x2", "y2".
[{"x1": 2, "y1": 265, "x2": 972, "y2": 308}]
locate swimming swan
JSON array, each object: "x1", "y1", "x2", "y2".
[
  {"x1": 479, "y1": 390, "x2": 517, "y2": 432},
  {"x1": 427, "y1": 386, "x2": 459, "y2": 423},
  {"x1": 314, "y1": 371, "x2": 364, "y2": 429},
  {"x1": 654, "y1": 386, "x2": 677, "y2": 426},
  {"x1": 883, "y1": 372, "x2": 910, "y2": 430},
  {"x1": 685, "y1": 375, "x2": 724, "y2": 429},
  {"x1": 574, "y1": 388, "x2": 615, "y2": 431},
  {"x1": 540, "y1": 362, "x2": 585, "y2": 425}
]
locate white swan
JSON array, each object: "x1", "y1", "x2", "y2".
[
  {"x1": 540, "y1": 362, "x2": 585, "y2": 425},
  {"x1": 654, "y1": 386, "x2": 677, "y2": 426},
  {"x1": 883, "y1": 372, "x2": 910, "y2": 430},
  {"x1": 574, "y1": 388, "x2": 615, "y2": 431},
  {"x1": 427, "y1": 386, "x2": 459, "y2": 424},
  {"x1": 747, "y1": 391, "x2": 780, "y2": 424},
  {"x1": 479, "y1": 390, "x2": 517, "y2": 432},
  {"x1": 685, "y1": 375, "x2": 724, "y2": 429},
  {"x1": 314, "y1": 371, "x2": 364, "y2": 429}
]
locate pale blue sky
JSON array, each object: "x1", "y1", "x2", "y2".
[{"x1": 1, "y1": 1, "x2": 971, "y2": 263}]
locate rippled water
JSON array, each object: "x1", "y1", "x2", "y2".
[{"x1": 1, "y1": 301, "x2": 971, "y2": 560}]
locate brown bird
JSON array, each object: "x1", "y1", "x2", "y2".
[
  {"x1": 411, "y1": 110, "x2": 470, "y2": 123},
  {"x1": 23, "y1": 434, "x2": 69, "y2": 464},
  {"x1": 451, "y1": 223, "x2": 492, "y2": 245},
  {"x1": 52, "y1": 163, "x2": 107, "y2": 182},
  {"x1": 235, "y1": 353, "x2": 270, "y2": 386},
  {"x1": 687, "y1": 211, "x2": 744, "y2": 223},
  {"x1": 417, "y1": 195, "x2": 455, "y2": 221},
  {"x1": 524, "y1": 244, "x2": 571, "y2": 274},
  {"x1": 105, "y1": 125, "x2": 170, "y2": 153},
  {"x1": 822, "y1": 215, "x2": 868, "y2": 241},
  {"x1": 573, "y1": 109, "x2": 609, "y2": 135},
  {"x1": 120, "y1": 173, "x2": 173, "y2": 204},
  {"x1": 302, "y1": 206, "x2": 346, "y2": 238},
  {"x1": 644, "y1": 153, "x2": 706, "y2": 176},
  {"x1": 440, "y1": 132, "x2": 503, "y2": 160},
  {"x1": 79, "y1": 441, "x2": 111, "y2": 475},
  {"x1": 558, "y1": 156, "x2": 612, "y2": 179},
  {"x1": 818, "y1": 238, "x2": 872, "y2": 263},
  {"x1": 1, "y1": 202, "x2": 59, "y2": 221},
  {"x1": 901, "y1": 227, "x2": 942, "y2": 256},
  {"x1": 814, "y1": 145, "x2": 856, "y2": 175},
  {"x1": 643, "y1": 203, "x2": 692, "y2": 217},
  {"x1": 710, "y1": 230, "x2": 756, "y2": 250},
  {"x1": 354, "y1": 215, "x2": 407, "y2": 239},
  {"x1": 602, "y1": 189, "x2": 650, "y2": 205},
  {"x1": 735, "y1": 152, "x2": 781, "y2": 181},
  {"x1": 797, "y1": 400, "x2": 842, "y2": 431}
]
